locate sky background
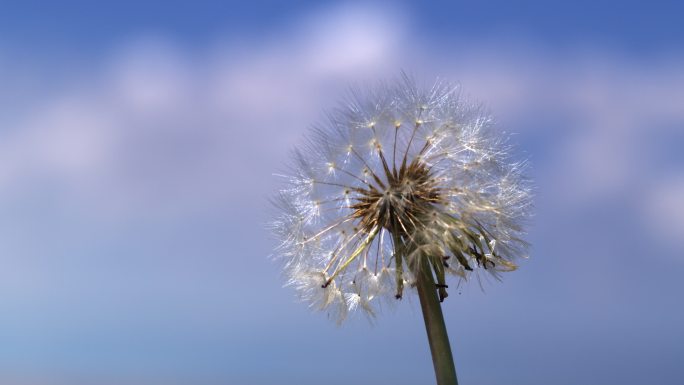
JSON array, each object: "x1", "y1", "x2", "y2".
[{"x1": 1, "y1": 1, "x2": 683, "y2": 384}]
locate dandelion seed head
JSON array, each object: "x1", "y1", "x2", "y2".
[{"x1": 271, "y1": 75, "x2": 532, "y2": 323}]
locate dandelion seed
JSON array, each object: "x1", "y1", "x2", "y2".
[
  {"x1": 272, "y1": 75, "x2": 531, "y2": 316},
  {"x1": 270, "y1": 74, "x2": 533, "y2": 384}
]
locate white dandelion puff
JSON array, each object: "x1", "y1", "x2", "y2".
[{"x1": 271, "y1": 75, "x2": 532, "y2": 323}]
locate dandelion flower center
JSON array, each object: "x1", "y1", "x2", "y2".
[{"x1": 352, "y1": 157, "x2": 442, "y2": 237}]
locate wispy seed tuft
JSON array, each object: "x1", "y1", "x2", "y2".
[{"x1": 271, "y1": 75, "x2": 532, "y2": 323}]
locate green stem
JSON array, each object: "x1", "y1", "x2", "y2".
[{"x1": 416, "y1": 256, "x2": 458, "y2": 385}]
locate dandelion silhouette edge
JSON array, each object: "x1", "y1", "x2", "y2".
[{"x1": 271, "y1": 75, "x2": 532, "y2": 324}]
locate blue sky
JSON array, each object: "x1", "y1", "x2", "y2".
[
  {"x1": 2, "y1": 0, "x2": 684, "y2": 52},
  {"x1": 0, "y1": 1, "x2": 683, "y2": 384}
]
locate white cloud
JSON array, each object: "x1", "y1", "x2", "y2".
[
  {"x1": 0, "y1": 4, "x2": 409, "y2": 223},
  {"x1": 0, "y1": 3, "x2": 682, "y2": 246},
  {"x1": 643, "y1": 175, "x2": 684, "y2": 251},
  {"x1": 298, "y1": 4, "x2": 404, "y2": 74},
  {"x1": 107, "y1": 39, "x2": 194, "y2": 113}
]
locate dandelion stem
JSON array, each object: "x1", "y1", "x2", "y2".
[{"x1": 416, "y1": 255, "x2": 458, "y2": 385}]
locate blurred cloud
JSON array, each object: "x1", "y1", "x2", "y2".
[
  {"x1": 644, "y1": 175, "x2": 684, "y2": 252},
  {"x1": 1, "y1": 3, "x2": 681, "y2": 239},
  {"x1": 0, "y1": 4, "x2": 408, "y2": 223}
]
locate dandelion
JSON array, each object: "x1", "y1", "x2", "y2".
[{"x1": 271, "y1": 75, "x2": 532, "y2": 384}]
